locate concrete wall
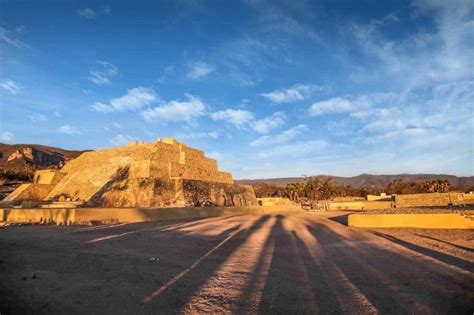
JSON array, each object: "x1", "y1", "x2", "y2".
[{"x1": 348, "y1": 213, "x2": 474, "y2": 229}]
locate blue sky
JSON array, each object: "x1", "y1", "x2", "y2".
[{"x1": 1, "y1": 0, "x2": 473, "y2": 178}]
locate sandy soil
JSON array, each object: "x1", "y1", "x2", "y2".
[{"x1": 0, "y1": 211, "x2": 473, "y2": 314}]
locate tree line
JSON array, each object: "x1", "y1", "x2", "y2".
[{"x1": 253, "y1": 177, "x2": 471, "y2": 202}]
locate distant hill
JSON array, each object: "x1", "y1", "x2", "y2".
[
  {"x1": 0, "y1": 143, "x2": 85, "y2": 172},
  {"x1": 236, "y1": 174, "x2": 474, "y2": 189}
]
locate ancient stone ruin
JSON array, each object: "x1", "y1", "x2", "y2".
[{"x1": 2, "y1": 137, "x2": 257, "y2": 208}]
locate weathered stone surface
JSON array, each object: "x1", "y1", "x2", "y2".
[
  {"x1": 182, "y1": 179, "x2": 257, "y2": 207},
  {"x1": 2, "y1": 137, "x2": 257, "y2": 208},
  {"x1": 395, "y1": 192, "x2": 474, "y2": 207}
]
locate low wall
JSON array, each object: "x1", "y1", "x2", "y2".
[
  {"x1": 367, "y1": 195, "x2": 392, "y2": 201},
  {"x1": 395, "y1": 192, "x2": 474, "y2": 207},
  {"x1": 329, "y1": 201, "x2": 393, "y2": 211},
  {"x1": 348, "y1": 213, "x2": 474, "y2": 229},
  {"x1": 0, "y1": 205, "x2": 298, "y2": 225},
  {"x1": 257, "y1": 197, "x2": 299, "y2": 208}
]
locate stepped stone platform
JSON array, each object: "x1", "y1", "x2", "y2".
[{"x1": 1, "y1": 137, "x2": 257, "y2": 208}]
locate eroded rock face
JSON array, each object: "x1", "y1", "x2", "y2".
[
  {"x1": 183, "y1": 179, "x2": 257, "y2": 207},
  {"x1": 7, "y1": 147, "x2": 64, "y2": 168}
]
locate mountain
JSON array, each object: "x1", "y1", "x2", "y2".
[
  {"x1": 236, "y1": 174, "x2": 474, "y2": 189},
  {"x1": 0, "y1": 143, "x2": 85, "y2": 173}
]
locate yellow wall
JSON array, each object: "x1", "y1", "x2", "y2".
[
  {"x1": 367, "y1": 194, "x2": 392, "y2": 201},
  {"x1": 329, "y1": 200, "x2": 393, "y2": 210},
  {"x1": 348, "y1": 213, "x2": 474, "y2": 229},
  {"x1": 257, "y1": 197, "x2": 299, "y2": 208},
  {"x1": 0, "y1": 205, "x2": 297, "y2": 225}
]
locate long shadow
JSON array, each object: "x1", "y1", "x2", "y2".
[
  {"x1": 415, "y1": 233, "x2": 474, "y2": 253},
  {"x1": 143, "y1": 214, "x2": 272, "y2": 312},
  {"x1": 328, "y1": 213, "x2": 349, "y2": 226},
  {"x1": 256, "y1": 215, "x2": 318, "y2": 314},
  {"x1": 307, "y1": 223, "x2": 474, "y2": 314},
  {"x1": 81, "y1": 216, "x2": 239, "y2": 244},
  {"x1": 291, "y1": 230, "x2": 342, "y2": 314},
  {"x1": 306, "y1": 223, "x2": 406, "y2": 314},
  {"x1": 373, "y1": 232, "x2": 474, "y2": 273}
]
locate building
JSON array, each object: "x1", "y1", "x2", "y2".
[{"x1": 2, "y1": 137, "x2": 257, "y2": 208}]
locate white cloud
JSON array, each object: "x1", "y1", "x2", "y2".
[
  {"x1": 309, "y1": 93, "x2": 395, "y2": 116},
  {"x1": 0, "y1": 80, "x2": 23, "y2": 95},
  {"x1": 91, "y1": 87, "x2": 158, "y2": 113},
  {"x1": 141, "y1": 94, "x2": 206, "y2": 123},
  {"x1": 88, "y1": 60, "x2": 119, "y2": 85},
  {"x1": 210, "y1": 109, "x2": 287, "y2": 133},
  {"x1": 78, "y1": 8, "x2": 96, "y2": 19},
  {"x1": 110, "y1": 87, "x2": 157, "y2": 111},
  {"x1": 211, "y1": 109, "x2": 255, "y2": 127},
  {"x1": 309, "y1": 97, "x2": 358, "y2": 116},
  {"x1": 250, "y1": 124, "x2": 307, "y2": 146},
  {"x1": 103, "y1": 122, "x2": 122, "y2": 131},
  {"x1": 58, "y1": 125, "x2": 80, "y2": 135},
  {"x1": 261, "y1": 84, "x2": 315, "y2": 103},
  {"x1": 0, "y1": 132, "x2": 13, "y2": 143},
  {"x1": 91, "y1": 102, "x2": 114, "y2": 113},
  {"x1": 186, "y1": 62, "x2": 214, "y2": 80},
  {"x1": 178, "y1": 131, "x2": 219, "y2": 140},
  {"x1": 250, "y1": 111, "x2": 286, "y2": 134},
  {"x1": 348, "y1": 1, "x2": 474, "y2": 87},
  {"x1": 28, "y1": 114, "x2": 47, "y2": 122},
  {"x1": 0, "y1": 27, "x2": 27, "y2": 48},
  {"x1": 110, "y1": 134, "x2": 133, "y2": 146}
]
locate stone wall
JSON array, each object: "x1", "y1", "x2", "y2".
[
  {"x1": 182, "y1": 180, "x2": 257, "y2": 207},
  {"x1": 395, "y1": 192, "x2": 474, "y2": 207},
  {"x1": 2, "y1": 183, "x2": 53, "y2": 204}
]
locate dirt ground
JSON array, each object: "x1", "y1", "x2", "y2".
[{"x1": 0, "y1": 211, "x2": 473, "y2": 314}]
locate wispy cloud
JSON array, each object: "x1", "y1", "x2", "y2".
[
  {"x1": 28, "y1": 114, "x2": 48, "y2": 122},
  {"x1": 250, "y1": 124, "x2": 307, "y2": 146},
  {"x1": 0, "y1": 26, "x2": 27, "y2": 48},
  {"x1": 0, "y1": 132, "x2": 14, "y2": 143},
  {"x1": 0, "y1": 80, "x2": 23, "y2": 95},
  {"x1": 211, "y1": 109, "x2": 287, "y2": 134},
  {"x1": 78, "y1": 8, "x2": 96, "y2": 19},
  {"x1": 58, "y1": 125, "x2": 80, "y2": 135},
  {"x1": 177, "y1": 131, "x2": 219, "y2": 140},
  {"x1": 250, "y1": 111, "x2": 286, "y2": 134},
  {"x1": 88, "y1": 60, "x2": 119, "y2": 85},
  {"x1": 141, "y1": 94, "x2": 206, "y2": 123},
  {"x1": 211, "y1": 109, "x2": 255, "y2": 127},
  {"x1": 78, "y1": 6, "x2": 111, "y2": 19},
  {"x1": 309, "y1": 93, "x2": 395, "y2": 116},
  {"x1": 261, "y1": 84, "x2": 315, "y2": 103},
  {"x1": 110, "y1": 134, "x2": 133, "y2": 146},
  {"x1": 91, "y1": 86, "x2": 158, "y2": 112},
  {"x1": 186, "y1": 62, "x2": 215, "y2": 80}
]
